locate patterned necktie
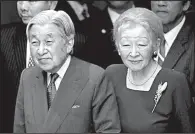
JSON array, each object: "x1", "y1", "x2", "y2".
[
  {"x1": 47, "y1": 73, "x2": 59, "y2": 109},
  {"x1": 28, "y1": 57, "x2": 35, "y2": 68},
  {"x1": 158, "y1": 40, "x2": 166, "y2": 66}
]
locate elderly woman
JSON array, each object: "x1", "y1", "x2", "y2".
[{"x1": 103, "y1": 8, "x2": 194, "y2": 132}]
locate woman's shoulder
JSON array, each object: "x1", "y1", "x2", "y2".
[
  {"x1": 160, "y1": 68, "x2": 186, "y2": 81},
  {"x1": 104, "y1": 64, "x2": 127, "y2": 82},
  {"x1": 105, "y1": 64, "x2": 127, "y2": 75},
  {"x1": 159, "y1": 68, "x2": 189, "y2": 90}
]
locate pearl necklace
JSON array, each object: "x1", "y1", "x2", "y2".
[{"x1": 128, "y1": 63, "x2": 158, "y2": 86}]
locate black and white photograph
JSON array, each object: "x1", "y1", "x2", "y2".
[{"x1": 1, "y1": 0, "x2": 195, "y2": 133}]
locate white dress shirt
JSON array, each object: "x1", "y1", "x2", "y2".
[
  {"x1": 164, "y1": 16, "x2": 186, "y2": 56},
  {"x1": 155, "y1": 16, "x2": 186, "y2": 62},
  {"x1": 26, "y1": 41, "x2": 31, "y2": 68},
  {"x1": 47, "y1": 55, "x2": 71, "y2": 91},
  {"x1": 107, "y1": 7, "x2": 121, "y2": 24}
]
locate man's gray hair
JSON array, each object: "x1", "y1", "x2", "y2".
[
  {"x1": 113, "y1": 7, "x2": 164, "y2": 47},
  {"x1": 26, "y1": 10, "x2": 75, "y2": 54},
  {"x1": 26, "y1": 10, "x2": 75, "y2": 39}
]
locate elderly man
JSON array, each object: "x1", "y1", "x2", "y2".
[
  {"x1": 0, "y1": 1, "x2": 58, "y2": 132},
  {"x1": 13, "y1": 10, "x2": 120, "y2": 133},
  {"x1": 151, "y1": 1, "x2": 195, "y2": 97}
]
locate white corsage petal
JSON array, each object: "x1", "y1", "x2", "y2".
[{"x1": 152, "y1": 82, "x2": 168, "y2": 113}]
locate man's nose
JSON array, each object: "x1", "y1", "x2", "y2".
[
  {"x1": 19, "y1": 1, "x2": 30, "y2": 11},
  {"x1": 37, "y1": 44, "x2": 46, "y2": 56},
  {"x1": 157, "y1": 1, "x2": 167, "y2": 7}
]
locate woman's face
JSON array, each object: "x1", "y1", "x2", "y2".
[{"x1": 117, "y1": 23, "x2": 156, "y2": 72}]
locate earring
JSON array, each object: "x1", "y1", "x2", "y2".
[{"x1": 153, "y1": 51, "x2": 157, "y2": 58}]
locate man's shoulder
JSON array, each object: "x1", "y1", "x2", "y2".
[
  {"x1": 21, "y1": 66, "x2": 41, "y2": 79},
  {"x1": 73, "y1": 57, "x2": 105, "y2": 80},
  {"x1": 175, "y1": 16, "x2": 195, "y2": 47},
  {"x1": 180, "y1": 16, "x2": 195, "y2": 36}
]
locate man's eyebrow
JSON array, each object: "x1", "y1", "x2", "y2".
[
  {"x1": 31, "y1": 34, "x2": 37, "y2": 38},
  {"x1": 47, "y1": 33, "x2": 53, "y2": 38}
]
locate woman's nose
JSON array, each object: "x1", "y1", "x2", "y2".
[{"x1": 129, "y1": 45, "x2": 138, "y2": 57}]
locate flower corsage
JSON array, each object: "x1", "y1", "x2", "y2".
[{"x1": 152, "y1": 82, "x2": 168, "y2": 113}]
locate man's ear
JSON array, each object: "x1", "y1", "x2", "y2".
[
  {"x1": 67, "y1": 38, "x2": 74, "y2": 54},
  {"x1": 183, "y1": 1, "x2": 191, "y2": 12},
  {"x1": 48, "y1": 1, "x2": 58, "y2": 10}
]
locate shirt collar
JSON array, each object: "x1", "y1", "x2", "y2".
[
  {"x1": 47, "y1": 55, "x2": 71, "y2": 81},
  {"x1": 164, "y1": 16, "x2": 186, "y2": 47},
  {"x1": 107, "y1": 7, "x2": 121, "y2": 24}
]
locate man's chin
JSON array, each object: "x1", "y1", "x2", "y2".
[
  {"x1": 22, "y1": 19, "x2": 30, "y2": 25},
  {"x1": 39, "y1": 65, "x2": 53, "y2": 72}
]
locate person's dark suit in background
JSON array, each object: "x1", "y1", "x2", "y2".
[
  {"x1": 151, "y1": 1, "x2": 195, "y2": 125},
  {"x1": 55, "y1": 1, "x2": 104, "y2": 55},
  {"x1": 0, "y1": 1, "x2": 58, "y2": 132},
  {"x1": 151, "y1": 1, "x2": 195, "y2": 96},
  {"x1": 75, "y1": 1, "x2": 133, "y2": 69},
  {"x1": 14, "y1": 10, "x2": 120, "y2": 133},
  {"x1": 75, "y1": 1, "x2": 150, "y2": 69}
]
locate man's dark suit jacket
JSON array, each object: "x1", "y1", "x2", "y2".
[
  {"x1": 14, "y1": 57, "x2": 121, "y2": 133},
  {"x1": 162, "y1": 16, "x2": 195, "y2": 96}
]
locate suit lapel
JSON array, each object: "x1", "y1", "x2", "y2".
[
  {"x1": 162, "y1": 21, "x2": 189, "y2": 69},
  {"x1": 41, "y1": 57, "x2": 89, "y2": 133},
  {"x1": 32, "y1": 69, "x2": 48, "y2": 131}
]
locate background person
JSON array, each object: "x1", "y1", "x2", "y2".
[
  {"x1": 151, "y1": 1, "x2": 195, "y2": 97},
  {"x1": 76, "y1": 1, "x2": 135, "y2": 69}
]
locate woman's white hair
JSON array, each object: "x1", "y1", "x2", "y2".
[{"x1": 113, "y1": 7, "x2": 164, "y2": 48}]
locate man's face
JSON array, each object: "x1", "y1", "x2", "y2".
[
  {"x1": 107, "y1": 1, "x2": 131, "y2": 9},
  {"x1": 151, "y1": 1, "x2": 188, "y2": 25},
  {"x1": 29, "y1": 23, "x2": 72, "y2": 73},
  {"x1": 17, "y1": 1, "x2": 51, "y2": 24}
]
